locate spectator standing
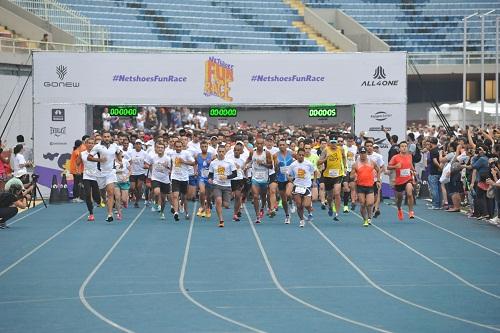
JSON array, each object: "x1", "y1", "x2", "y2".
[
  {"x1": 102, "y1": 108, "x2": 111, "y2": 131},
  {"x1": 427, "y1": 137, "x2": 442, "y2": 209}
]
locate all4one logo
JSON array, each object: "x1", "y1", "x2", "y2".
[
  {"x1": 43, "y1": 65, "x2": 80, "y2": 88},
  {"x1": 361, "y1": 65, "x2": 399, "y2": 87}
]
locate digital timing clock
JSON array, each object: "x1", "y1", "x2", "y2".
[
  {"x1": 308, "y1": 105, "x2": 337, "y2": 118},
  {"x1": 209, "y1": 107, "x2": 238, "y2": 117},
  {"x1": 108, "y1": 106, "x2": 138, "y2": 117}
]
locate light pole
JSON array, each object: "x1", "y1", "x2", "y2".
[
  {"x1": 463, "y1": 12, "x2": 478, "y2": 130},
  {"x1": 480, "y1": 10, "x2": 495, "y2": 128}
]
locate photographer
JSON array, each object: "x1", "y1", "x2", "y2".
[{"x1": 0, "y1": 180, "x2": 30, "y2": 229}]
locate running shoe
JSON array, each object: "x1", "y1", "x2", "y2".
[
  {"x1": 134, "y1": 202, "x2": 139, "y2": 208},
  {"x1": 374, "y1": 210, "x2": 381, "y2": 218},
  {"x1": 333, "y1": 214, "x2": 339, "y2": 222},
  {"x1": 328, "y1": 207, "x2": 333, "y2": 217},
  {"x1": 185, "y1": 213, "x2": 190, "y2": 220},
  {"x1": 237, "y1": 211, "x2": 242, "y2": 218},
  {"x1": 205, "y1": 209, "x2": 212, "y2": 218},
  {"x1": 321, "y1": 203, "x2": 326, "y2": 210},
  {"x1": 343, "y1": 205, "x2": 349, "y2": 214},
  {"x1": 87, "y1": 214, "x2": 95, "y2": 222},
  {"x1": 269, "y1": 209, "x2": 276, "y2": 218},
  {"x1": 197, "y1": 207, "x2": 204, "y2": 217},
  {"x1": 284, "y1": 216, "x2": 291, "y2": 224},
  {"x1": 232, "y1": 214, "x2": 240, "y2": 222},
  {"x1": 173, "y1": 212, "x2": 179, "y2": 222},
  {"x1": 151, "y1": 204, "x2": 158, "y2": 212},
  {"x1": 170, "y1": 207, "x2": 175, "y2": 214},
  {"x1": 363, "y1": 219, "x2": 369, "y2": 227},
  {"x1": 259, "y1": 209, "x2": 264, "y2": 219},
  {"x1": 218, "y1": 221, "x2": 225, "y2": 228},
  {"x1": 351, "y1": 203, "x2": 356, "y2": 211},
  {"x1": 367, "y1": 218, "x2": 372, "y2": 225},
  {"x1": 117, "y1": 213, "x2": 122, "y2": 221},
  {"x1": 180, "y1": 206, "x2": 185, "y2": 214},
  {"x1": 299, "y1": 220, "x2": 305, "y2": 228},
  {"x1": 408, "y1": 211, "x2": 415, "y2": 219},
  {"x1": 106, "y1": 215, "x2": 113, "y2": 223},
  {"x1": 307, "y1": 213, "x2": 313, "y2": 222},
  {"x1": 200, "y1": 210, "x2": 206, "y2": 218},
  {"x1": 255, "y1": 219, "x2": 261, "y2": 224},
  {"x1": 160, "y1": 213, "x2": 165, "y2": 220},
  {"x1": 397, "y1": 209, "x2": 404, "y2": 221},
  {"x1": 100, "y1": 202, "x2": 106, "y2": 208}
]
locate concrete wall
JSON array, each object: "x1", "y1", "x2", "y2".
[
  {"x1": 312, "y1": 8, "x2": 389, "y2": 52},
  {"x1": 0, "y1": 73, "x2": 33, "y2": 151},
  {"x1": 0, "y1": 0, "x2": 76, "y2": 44},
  {"x1": 304, "y1": 7, "x2": 357, "y2": 52}
]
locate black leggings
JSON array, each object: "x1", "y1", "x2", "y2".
[
  {"x1": 73, "y1": 174, "x2": 83, "y2": 199},
  {"x1": 83, "y1": 179, "x2": 101, "y2": 214},
  {"x1": 0, "y1": 207, "x2": 18, "y2": 224}
]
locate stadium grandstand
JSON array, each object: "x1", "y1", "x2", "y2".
[{"x1": 0, "y1": 0, "x2": 500, "y2": 332}]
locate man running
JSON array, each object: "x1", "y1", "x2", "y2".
[
  {"x1": 227, "y1": 142, "x2": 246, "y2": 222},
  {"x1": 388, "y1": 141, "x2": 416, "y2": 220},
  {"x1": 78, "y1": 137, "x2": 101, "y2": 221},
  {"x1": 351, "y1": 146, "x2": 380, "y2": 227},
  {"x1": 129, "y1": 139, "x2": 147, "y2": 208},
  {"x1": 288, "y1": 148, "x2": 315, "y2": 227},
  {"x1": 144, "y1": 142, "x2": 172, "y2": 220},
  {"x1": 265, "y1": 135, "x2": 279, "y2": 217},
  {"x1": 365, "y1": 139, "x2": 385, "y2": 218},
  {"x1": 318, "y1": 138, "x2": 346, "y2": 222},
  {"x1": 195, "y1": 140, "x2": 213, "y2": 218},
  {"x1": 170, "y1": 140, "x2": 195, "y2": 221},
  {"x1": 208, "y1": 145, "x2": 237, "y2": 228},
  {"x1": 246, "y1": 137, "x2": 273, "y2": 224},
  {"x1": 275, "y1": 139, "x2": 294, "y2": 224},
  {"x1": 343, "y1": 135, "x2": 358, "y2": 212},
  {"x1": 87, "y1": 131, "x2": 120, "y2": 222}
]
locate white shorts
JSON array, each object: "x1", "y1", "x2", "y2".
[{"x1": 96, "y1": 173, "x2": 117, "y2": 190}]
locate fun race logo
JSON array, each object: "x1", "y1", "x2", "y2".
[{"x1": 204, "y1": 57, "x2": 234, "y2": 102}]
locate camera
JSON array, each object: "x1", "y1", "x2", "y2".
[{"x1": 31, "y1": 174, "x2": 39, "y2": 183}]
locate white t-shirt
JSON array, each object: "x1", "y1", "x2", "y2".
[
  {"x1": 81, "y1": 151, "x2": 98, "y2": 181},
  {"x1": 145, "y1": 153, "x2": 171, "y2": 184},
  {"x1": 209, "y1": 159, "x2": 236, "y2": 187},
  {"x1": 89, "y1": 142, "x2": 121, "y2": 176},
  {"x1": 226, "y1": 155, "x2": 246, "y2": 180},
  {"x1": 13, "y1": 153, "x2": 27, "y2": 178},
  {"x1": 344, "y1": 145, "x2": 358, "y2": 172},
  {"x1": 129, "y1": 149, "x2": 148, "y2": 176},
  {"x1": 171, "y1": 150, "x2": 195, "y2": 182},
  {"x1": 208, "y1": 145, "x2": 218, "y2": 156},
  {"x1": 289, "y1": 160, "x2": 315, "y2": 188},
  {"x1": 115, "y1": 159, "x2": 130, "y2": 183},
  {"x1": 186, "y1": 144, "x2": 201, "y2": 176},
  {"x1": 366, "y1": 152, "x2": 385, "y2": 181},
  {"x1": 265, "y1": 146, "x2": 279, "y2": 175}
]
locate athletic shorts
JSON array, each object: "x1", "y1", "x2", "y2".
[
  {"x1": 292, "y1": 185, "x2": 312, "y2": 197},
  {"x1": 394, "y1": 181, "x2": 412, "y2": 193},
  {"x1": 343, "y1": 172, "x2": 352, "y2": 183},
  {"x1": 171, "y1": 179, "x2": 188, "y2": 194},
  {"x1": 269, "y1": 173, "x2": 277, "y2": 183},
  {"x1": 188, "y1": 175, "x2": 198, "y2": 187},
  {"x1": 116, "y1": 181, "x2": 130, "y2": 191},
  {"x1": 212, "y1": 184, "x2": 232, "y2": 203},
  {"x1": 231, "y1": 179, "x2": 246, "y2": 192},
  {"x1": 129, "y1": 174, "x2": 145, "y2": 183},
  {"x1": 323, "y1": 176, "x2": 343, "y2": 191},
  {"x1": 252, "y1": 179, "x2": 268, "y2": 188},
  {"x1": 373, "y1": 183, "x2": 380, "y2": 194},
  {"x1": 152, "y1": 180, "x2": 171, "y2": 194},
  {"x1": 198, "y1": 177, "x2": 209, "y2": 186},
  {"x1": 96, "y1": 173, "x2": 117, "y2": 190},
  {"x1": 356, "y1": 185, "x2": 374, "y2": 194},
  {"x1": 278, "y1": 181, "x2": 289, "y2": 192}
]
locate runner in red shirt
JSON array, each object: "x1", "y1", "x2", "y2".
[{"x1": 388, "y1": 141, "x2": 415, "y2": 220}]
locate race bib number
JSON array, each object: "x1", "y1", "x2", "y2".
[
  {"x1": 294, "y1": 186, "x2": 307, "y2": 195},
  {"x1": 329, "y1": 169, "x2": 340, "y2": 177},
  {"x1": 254, "y1": 170, "x2": 267, "y2": 180},
  {"x1": 400, "y1": 168, "x2": 411, "y2": 177},
  {"x1": 280, "y1": 166, "x2": 289, "y2": 175},
  {"x1": 201, "y1": 169, "x2": 209, "y2": 177}
]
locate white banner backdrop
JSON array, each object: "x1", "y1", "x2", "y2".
[
  {"x1": 33, "y1": 52, "x2": 406, "y2": 105},
  {"x1": 34, "y1": 103, "x2": 86, "y2": 196}
]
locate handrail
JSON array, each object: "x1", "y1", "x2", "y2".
[{"x1": 7, "y1": 0, "x2": 108, "y2": 47}]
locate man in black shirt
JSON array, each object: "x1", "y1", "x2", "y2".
[
  {"x1": 0, "y1": 182, "x2": 29, "y2": 229},
  {"x1": 427, "y1": 137, "x2": 442, "y2": 209}
]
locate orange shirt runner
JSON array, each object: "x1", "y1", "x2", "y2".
[
  {"x1": 389, "y1": 153, "x2": 413, "y2": 185},
  {"x1": 356, "y1": 161, "x2": 375, "y2": 187}
]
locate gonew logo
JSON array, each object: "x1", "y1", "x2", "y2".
[
  {"x1": 373, "y1": 66, "x2": 386, "y2": 80},
  {"x1": 361, "y1": 66, "x2": 398, "y2": 87},
  {"x1": 56, "y1": 65, "x2": 67, "y2": 80},
  {"x1": 370, "y1": 111, "x2": 392, "y2": 121},
  {"x1": 44, "y1": 66, "x2": 80, "y2": 88},
  {"x1": 204, "y1": 57, "x2": 234, "y2": 102}
]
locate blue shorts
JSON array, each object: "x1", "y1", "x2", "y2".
[
  {"x1": 188, "y1": 175, "x2": 198, "y2": 187},
  {"x1": 252, "y1": 179, "x2": 268, "y2": 188},
  {"x1": 198, "y1": 177, "x2": 209, "y2": 186}
]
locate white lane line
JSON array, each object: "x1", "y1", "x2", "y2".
[
  {"x1": 357, "y1": 211, "x2": 500, "y2": 300},
  {"x1": 243, "y1": 205, "x2": 392, "y2": 333},
  {"x1": 391, "y1": 205, "x2": 500, "y2": 256},
  {"x1": 0, "y1": 212, "x2": 86, "y2": 278},
  {"x1": 7, "y1": 206, "x2": 45, "y2": 226},
  {"x1": 179, "y1": 203, "x2": 266, "y2": 333},
  {"x1": 310, "y1": 216, "x2": 500, "y2": 332},
  {"x1": 79, "y1": 207, "x2": 145, "y2": 333}
]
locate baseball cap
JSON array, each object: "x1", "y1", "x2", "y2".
[
  {"x1": 329, "y1": 138, "x2": 338, "y2": 144},
  {"x1": 359, "y1": 146, "x2": 367, "y2": 153},
  {"x1": 134, "y1": 139, "x2": 143, "y2": 144},
  {"x1": 373, "y1": 144, "x2": 379, "y2": 148}
]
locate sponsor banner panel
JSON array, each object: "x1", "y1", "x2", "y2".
[
  {"x1": 355, "y1": 103, "x2": 407, "y2": 196},
  {"x1": 33, "y1": 52, "x2": 406, "y2": 105},
  {"x1": 34, "y1": 103, "x2": 86, "y2": 196}
]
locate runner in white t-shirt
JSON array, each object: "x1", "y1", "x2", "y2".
[
  {"x1": 144, "y1": 142, "x2": 172, "y2": 220},
  {"x1": 208, "y1": 145, "x2": 237, "y2": 228},
  {"x1": 226, "y1": 142, "x2": 246, "y2": 222},
  {"x1": 129, "y1": 140, "x2": 147, "y2": 208},
  {"x1": 78, "y1": 138, "x2": 101, "y2": 221},
  {"x1": 170, "y1": 140, "x2": 195, "y2": 221},
  {"x1": 265, "y1": 135, "x2": 280, "y2": 217},
  {"x1": 88, "y1": 131, "x2": 121, "y2": 222},
  {"x1": 114, "y1": 151, "x2": 130, "y2": 220},
  {"x1": 288, "y1": 148, "x2": 315, "y2": 228},
  {"x1": 343, "y1": 135, "x2": 358, "y2": 212}
]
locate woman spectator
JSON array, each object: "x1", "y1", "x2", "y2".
[
  {"x1": 12, "y1": 144, "x2": 30, "y2": 186},
  {"x1": 0, "y1": 148, "x2": 9, "y2": 191},
  {"x1": 469, "y1": 145, "x2": 490, "y2": 219},
  {"x1": 102, "y1": 108, "x2": 111, "y2": 131}
]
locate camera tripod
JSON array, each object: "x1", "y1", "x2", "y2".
[{"x1": 28, "y1": 178, "x2": 47, "y2": 209}]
